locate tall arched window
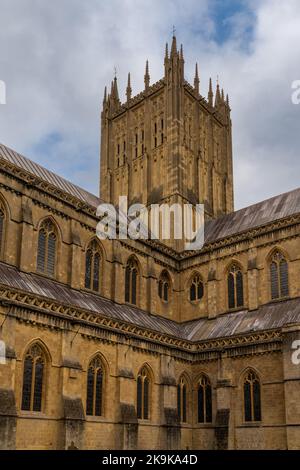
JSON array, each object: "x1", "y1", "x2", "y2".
[
  {"x1": 197, "y1": 375, "x2": 212, "y2": 423},
  {"x1": 137, "y1": 367, "x2": 150, "y2": 420},
  {"x1": 270, "y1": 250, "x2": 289, "y2": 300},
  {"x1": 158, "y1": 271, "x2": 170, "y2": 302},
  {"x1": 0, "y1": 206, "x2": 5, "y2": 257},
  {"x1": 37, "y1": 219, "x2": 57, "y2": 277},
  {"x1": 228, "y1": 264, "x2": 244, "y2": 309},
  {"x1": 86, "y1": 356, "x2": 104, "y2": 416},
  {"x1": 243, "y1": 370, "x2": 261, "y2": 422},
  {"x1": 177, "y1": 376, "x2": 188, "y2": 423},
  {"x1": 125, "y1": 257, "x2": 139, "y2": 305},
  {"x1": 21, "y1": 343, "x2": 46, "y2": 412},
  {"x1": 190, "y1": 274, "x2": 204, "y2": 302},
  {"x1": 85, "y1": 240, "x2": 102, "y2": 292}
]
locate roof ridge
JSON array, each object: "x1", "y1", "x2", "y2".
[{"x1": 0, "y1": 142, "x2": 101, "y2": 208}]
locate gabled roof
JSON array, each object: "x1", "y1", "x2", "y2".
[
  {"x1": 204, "y1": 187, "x2": 300, "y2": 244},
  {"x1": 0, "y1": 261, "x2": 299, "y2": 344},
  {"x1": 1, "y1": 142, "x2": 300, "y2": 249},
  {"x1": 0, "y1": 143, "x2": 100, "y2": 209}
]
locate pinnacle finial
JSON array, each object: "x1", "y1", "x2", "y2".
[
  {"x1": 171, "y1": 34, "x2": 177, "y2": 56},
  {"x1": 144, "y1": 59, "x2": 150, "y2": 90},
  {"x1": 114, "y1": 75, "x2": 119, "y2": 102},
  {"x1": 194, "y1": 63, "x2": 200, "y2": 96},
  {"x1": 126, "y1": 73, "x2": 132, "y2": 102},
  {"x1": 103, "y1": 86, "x2": 107, "y2": 105},
  {"x1": 208, "y1": 77, "x2": 213, "y2": 106},
  {"x1": 165, "y1": 42, "x2": 169, "y2": 60},
  {"x1": 215, "y1": 79, "x2": 221, "y2": 107},
  {"x1": 221, "y1": 88, "x2": 225, "y2": 101},
  {"x1": 180, "y1": 44, "x2": 184, "y2": 60}
]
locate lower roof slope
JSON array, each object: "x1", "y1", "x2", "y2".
[{"x1": 0, "y1": 261, "x2": 299, "y2": 344}]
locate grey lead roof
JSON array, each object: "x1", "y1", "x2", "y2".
[
  {"x1": 0, "y1": 143, "x2": 101, "y2": 209},
  {"x1": 0, "y1": 261, "x2": 299, "y2": 342},
  {"x1": 1, "y1": 143, "x2": 300, "y2": 247}
]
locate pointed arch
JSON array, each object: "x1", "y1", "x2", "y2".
[
  {"x1": 242, "y1": 368, "x2": 261, "y2": 422},
  {"x1": 36, "y1": 217, "x2": 59, "y2": 277},
  {"x1": 197, "y1": 373, "x2": 212, "y2": 423},
  {"x1": 177, "y1": 373, "x2": 189, "y2": 423},
  {"x1": 85, "y1": 238, "x2": 103, "y2": 292},
  {"x1": 0, "y1": 195, "x2": 8, "y2": 259},
  {"x1": 86, "y1": 354, "x2": 106, "y2": 416},
  {"x1": 227, "y1": 262, "x2": 244, "y2": 309},
  {"x1": 21, "y1": 340, "x2": 49, "y2": 412},
  {"x1": 268, "y1": 248, "x2": 289, "y2": 300},
  {"x1": 189, "y1": 272, "x2": 204, "y2": 302},
  {"x1": 158, "y1": 269, "x2": 171, "y2": 302},
  {"x1": 125, "y1": 255, "x2": 140, "y2": 305},
  {"x1": 136, "y1": 364, "x2": 152, "y2": 420}
]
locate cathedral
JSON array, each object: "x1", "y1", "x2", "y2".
[{"x1": 0, "y1": 36, "x2": 299, "y2": 450}]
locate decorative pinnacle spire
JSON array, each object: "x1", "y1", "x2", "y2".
[
  {"x1": 103, "y1": 86, "x2": 107, "y2": 105},
  {"x1": 171, "y1": 34, "x2": 177, "y2": 57},
  {"x1": 221, "y1": 88, "x2": 225, "y2": 101},
  {"x1": 226, "y1": 93, "x2": 230, "y2": 106},
  {"x1": 126, "y1": 73, "x2": 132, "y2": 102},
  {"x1": 165, "y1": 42, "x2": 169, "y2": 61},
  {"x1": 180, "y1": 44, "x2": 184, "y2": 61},
  {"x1": 144, "y1": 59, "x2": 150, "y2": 90},
  {"x1": 194, "y1": 63, "x2": 199, "y2": 96},
  {"x1": 208, "y1": 77, "x2": 213, "y2": 106},
  {"x1": 215, "y1": 80, "x2": 221, "y2": 107},
  {"x1": 113, "y1": 75, "x2": 119, "y2": 102}
]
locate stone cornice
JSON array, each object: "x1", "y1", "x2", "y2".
[
  {"x1": 0, "y1": 284, "x2": 283, "y2": 357},
  {"x1": 0, "y1": 157, "x2": 98, "y2": 218}
]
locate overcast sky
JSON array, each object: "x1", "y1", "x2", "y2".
[{"x1": 0, "y1": 0, "x2": 299, "y2": 209}]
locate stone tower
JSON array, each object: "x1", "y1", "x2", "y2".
[{"x1": 100, "y1": 36, "x2": 234, "y2": 236}]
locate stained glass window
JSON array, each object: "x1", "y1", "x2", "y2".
[
  {"x1": 190, "y1": 275, "x2": 204, "y2": 302},
  {"x1": 228, "y1": 264, "x2": 244, "y2": 309},
  {"x1": 177, "y1": 376, "x2": 188, "y2": 423},
  {"x1": 125, "y1": 258, "x2": 139, "y2": 305},
  {"x1": 243, "y1": 370, "x2": 261, "y2": 422},
  {"x1": 158, "y1": 271, "x2": 170, "y2": 302},
  {"x1": 270, "y1": 251, "x2": 289, "y2": 300},
  {"x1": 197, "y1": 375, "x2": 212, "y2": 423},
  {"x1": 37, "y1": 219, "x2": 57, "y2": 277},
  {"x1": 137, "y1": 367, "x2": 150, "y2": 420},
  {"x1": 85, "y1": 240, "x2": 101, "y2": 292},
  {"x1": 21, "y1": 344, "x2": 45, "y2": 412},
  {"x1": 0, "y1": 208, "x2": 4, "y2": 256},
  {"x1": 86, "y1": 356, "x2": 104, "y2": 416}
]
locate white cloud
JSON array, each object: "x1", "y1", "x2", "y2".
[{"x1": 0, "y1": 0, "x2": 299, "y2": 209}]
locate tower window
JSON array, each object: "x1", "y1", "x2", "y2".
[{"x1": 270, "y1": 250, "x2": 289, "y2": 300}]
